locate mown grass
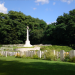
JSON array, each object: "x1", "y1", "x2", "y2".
[
  {"x1": 40, "y1": 45, "x2": 74, "y2": 52},
  {"x1": 0, "y1": 56, "x2": 75, "y2": 75}
]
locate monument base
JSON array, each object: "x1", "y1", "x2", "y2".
[{"x1": 24, "y1": 40, "x2": 32, "y2": 47}]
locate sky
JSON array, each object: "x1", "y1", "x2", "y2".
[{"x1": 0, "y1": 0, "x2": 75, "y2": 24}]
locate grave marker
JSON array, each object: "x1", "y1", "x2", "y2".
[{"x1": 60, "y1": 50, "x2": 65, "y2": 61}]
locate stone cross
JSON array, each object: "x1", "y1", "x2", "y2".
[
  {"x1": 27, "y1": 26, "x2": 29, "y2": 41},
  {"x1": 24, "y1": 26, "x2": 32, "y2": 47},
  {"x1": 27, "y1": 26, "x2": 29, "y2": 29}
]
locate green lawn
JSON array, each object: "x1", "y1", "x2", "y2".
[
  {"x1": 0, "y1": 56, "x2": 75, "y2": 75},
  {"x1": 40, "y1": 45, "x2": 74, "y2": 52}
]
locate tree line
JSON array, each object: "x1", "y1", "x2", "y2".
[{"x1": 0, "y1": 9, "x2": 75, "y2": 46}]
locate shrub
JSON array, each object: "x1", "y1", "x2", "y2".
[
  {"x1": 69, "y1": 56, "x2": 75, "y2": 63},
  {"x1": 21, "y1": 55, "x2": 26, "y2": 58},
  {"x1": 0, "y1": 53, "x2": 4, "y2": 57},
  {"x1": 41, "y1": 53, "x2": 45, "y2": 59},
  {"x1": 64, "y1": 52, "x2": 71, "y2": 62},
  {"x1": 40, "y1": 46, "x2": 45, "y2": 51},
  {"x1": 15, "y1": 53, "x2": 21, "y2": 58},
  {"x1": 31, "y1": 54, "x2": 40, "y2": 59},
  {"x1": 15, "y1": 53, "x2": 40, "y2": 59},
  {"x1": 44, "y1": 51, "x2": 57, "y2": 61},
  {"x1": 64, "y1": 55, "x2": 70, "y2": 62},
  {"x1": 26, "y1": 57, "x2": 31, "y2": 59}
]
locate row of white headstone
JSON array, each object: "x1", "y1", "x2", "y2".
[
  {"x1": 2, "y1": 44, "x2": 24, "y2": 47},
  {"x1": 0, "y1": 50, "x2": 42, "y2": 58},
  {"x1": 60, "y1": 50, "x2": 75, "y2": 61},
  {"x1": 0, "y1": 47, "x2": 13, "y2": 50},
  {"x1": 0, "y1": 50, "x2": 75, "y2": 61},
  {"x1": 2, "y1": 45, "x2": 16, "y2": 47}
]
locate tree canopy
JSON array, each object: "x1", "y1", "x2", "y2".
[{"x1": 0, "y1": 9, "x2": 75, "y2": 46}]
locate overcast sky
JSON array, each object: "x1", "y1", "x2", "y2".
[{"x1": 0, "y1": 0, "x2": 75, "y2": 24}]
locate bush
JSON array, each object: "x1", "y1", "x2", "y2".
[
  {"x1": 0, "y1": 53, "x2": 4, "y2": 57},
  {"x1": 15, "y1": 53, "x2": 21, "y2": 58},
  {"x1": 15, "y1": 52, "x2": 40, "y2": 59},
  {"x1": 69, "y1": 56, "x2": 75, "y2": 63},
  {"x1": 44, "y1": 51, "x2": 57, "y2": 61},
  {"x1": 40, "y1": 47, "x2": 45, "y2": 51},
  {"x1": 31, "y1": 54, "x2": 40, "y2": 59},
  {"x1": 21, "y1": 55, "x2": 26, "y2": 58},
  {"x1": 26, "y1": 57, "x2": 31, "y2": 59},
  {"x1": 64, "y1": 55, "x2": 70, "y2": 62}
]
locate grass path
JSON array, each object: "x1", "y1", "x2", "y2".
[{"x1": 0, "y1": 56, "x2": 75, "y2": 75}]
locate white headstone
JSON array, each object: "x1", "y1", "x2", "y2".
[
  {"x1": 60, "y1": 50, "x2": 65, "y2": 61},
  {"x1": 69, "y1": 50, "x2": 75, "y2": 59},
  {"x1": 28, "y1": 51, "x2": 31, "y2": 57},
  {"x1": 44, "y1": 55, "x2": 46, "y2": 59},
  {"x1": 53, "y1": 50, "x2": 55, "y2": 56},
  {"x1": 24, "y1": 51, "x2": 26, "y2": 56},
  {"x1": 56, "y1": 51, "x2": 58, "y2": 59},
  {"x1": 5, "y1": 51, "x2": 7, "y2": 57},
  {"x1": 26, "y1": 51, "x2": 28, "y2": 57},
  {"x1": 31, "y1": 51, "x2": 34, "y2": 57},
  {"x1": 37, "y1": 50, "x2": 41, "y2": 58},
  {"x1": 1, "y1": 51, "x2": 3, "y2": 55}
]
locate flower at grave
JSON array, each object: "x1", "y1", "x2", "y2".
[
  {"x1": 64, "y1": 52, "x2": 69, "y2": 55},
  {"x1": 66, "y1": 52, "x2": 69, "y2": 55},
  {"x1": 67, "y1": 52, "x2": 69, "y2": 54},
  {"x1": 64, "y1": 52, "x2": 69, "y2": 58},
  {"x1": 17, "y1": 53, "x2": 20, "y2": 56},
  {"x1": 65, "y1": 52, "x2": 69, "y2": 55},
  {"x1": 15, "y1": 53, "x2": 20, "y2": 57},
  {"x1": 64, "y1": 53, "x2": 66, "y2": 54},
  {"x1": 64, "y1": 53, "x2": 66, "y2": 57},
  {"x1": 64, "y1": 53, "x2": 66, "y2": 56}
]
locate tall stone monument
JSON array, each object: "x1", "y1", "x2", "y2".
[{"x1": 24, "y1": 26, "x2": 32, "y2": 47}]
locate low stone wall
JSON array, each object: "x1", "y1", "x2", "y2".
[{"x1": 16, "y1": 47, "x2": 40, "y2": 52}]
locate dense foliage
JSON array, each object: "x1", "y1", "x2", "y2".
[
  {"x1": 0, "y1": 11, "x2": 47, "y2": 44},
  {"x1": 0, "y1": 9, "x2": 75, "y2": 46},
  {"x1": 44, "y1": 9, "x2": 75, "y2": 46}
]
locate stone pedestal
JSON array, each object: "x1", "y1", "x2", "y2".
[{"x1": 24, "y1": 40, "x2": 32, "y2": 47}]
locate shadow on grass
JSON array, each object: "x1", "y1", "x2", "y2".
[{"x1": 0, "y1": 57, "x2": 75, "y2": 75}]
